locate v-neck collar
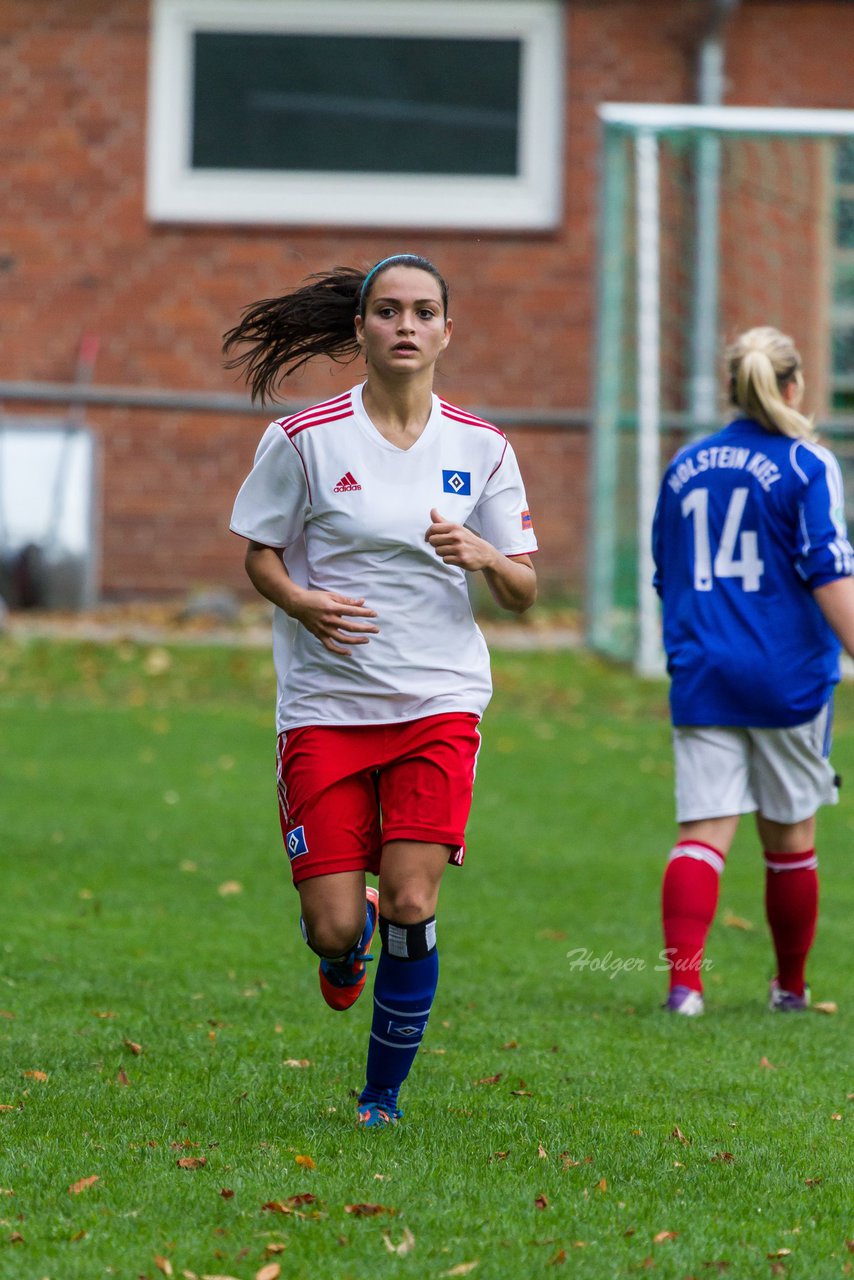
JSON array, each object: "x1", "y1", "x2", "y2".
[{"x1": 351, "y1": 382, "x2": 440, "y2": 455}]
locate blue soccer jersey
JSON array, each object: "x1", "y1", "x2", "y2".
[{"x1": 652, "y1": 417, "x2": 853, "y2": 727}]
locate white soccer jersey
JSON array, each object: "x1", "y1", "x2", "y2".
[{"x1": 230, "y1": 383, "x2": 538, "y2": 731}]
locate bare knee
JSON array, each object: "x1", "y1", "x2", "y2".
[
  {"x1": 303, "y1": 911, "x2": 365, "y2": 958},
  {"x1": 380, "y1": 885, "x2": 436, "y2": 924}
]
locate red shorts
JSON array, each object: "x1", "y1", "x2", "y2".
[{"x1": 275, "y1": 713, "x2": 481, "y2": 885}]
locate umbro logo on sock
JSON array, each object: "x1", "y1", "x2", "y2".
[{"x1": 333, "y1": 472, "x2": 362, "y2": 492}]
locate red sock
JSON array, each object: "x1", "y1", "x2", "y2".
[
  {"x1": 661, "y1": 840, "x2": 725, "y2": 994},
  {"x1": 764, "y1": 849, "x2": 818, "y2": 998}
]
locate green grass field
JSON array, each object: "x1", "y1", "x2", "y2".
[{"x1": 0, "y1": 635, "x2": 851, "y2": 1280}]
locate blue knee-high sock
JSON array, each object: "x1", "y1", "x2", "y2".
[{"x1": 364, "y1": 916, "x2": 438, "y2": 1102}]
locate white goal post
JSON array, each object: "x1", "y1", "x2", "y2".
[{"x1": 587, "y1": 104, "x2": 854, "y2": 674}]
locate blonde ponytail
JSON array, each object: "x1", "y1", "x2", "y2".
[{"x1": 726, "y1": 326, "x2": 813, "y2": 440}]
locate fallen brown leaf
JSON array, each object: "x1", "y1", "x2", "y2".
[
  {"x1": 813, "y1": 1001, "x2": 838, "y2": 1015},
  {"x1": 831, "y1": 1112, "x2": 843, "y2": 1121},
  {"x1": 560, "y1": 1152, "x2": 581, "y2": 1168},
  {"x1": 22, "y1": 1070, "x2": 48, "y2": 1082},
  {"x1": 474, "y1": 1074, "x2": 502, "y2": 1086},
  {"x1": 264, "y1": 1243, "x2": 287, "y2": 1256},
  {"x1": 154, "y1": 1256, "x2": 174, "y2": 1277},
  {"x1": 123, "y1": 1039, "x2": 143, "y2": 1055},
  {"x1": 767, "y1": 1249, "x2": 792, "y2": 1258},
  {"x1": 219, "y1": 1188, "x2": 235, "y2": 1199},
  {"x1": 722, "y1": 909, "x2": 754, "y2": 930},
  {"x1": 286, "y1": 1193, "x2": 317, "y2": 1206},
  {"x1": 345, "y1": 1202, "x2": 395, "y2": 1216},
  {"x1": 218, "y1": 881, "x2": 243, "y2": 896},
  {"x1": 176, "y1": 1157, "x2": 207, "y2": 1169},
  {"x1": 92, "y1": 1011, "x2": 117, "y2": 1019},
  {"x1": 382, "y1": 1226, "x2": 416, "y2": 1255},
  {"x1": 283, "y1": 1059, "x2": 311, "y2": 1068},
  {"x1": 653, "y1": 1230, "x2": 678, "y2": 1243},
  {"x1": 489, "y1": 1151, "x2": 509, "y2": 1162},
  {"x1": 294, "y1": 1154, "x2": 315, "y2": 1169},
  {"x1": 441, "y1": 1265, "x2": 479, "y2": 1278},
  {"x1": 255, "y1": 1265, "x2": 281, "y2": 1280},
  {"x1": 711, "y1": 1152, "x2": 735, "y2": 1162},
  {"x1": 548, "y1": 1249, "x2": 567, "y2": 1265},
  {"x1": 538, "y1": 1144, "x2": 548, "y2": 1159},
  {"x1": 68, "y1": 1175, "x2": 99, "y2": 1195},
  {"x1": 534, "y1": 1194, "x2": 549, "y2": 1210},
  {"x1": 0, "y1": 1012, "x2": 14, "y2": 1020},
  {"x1": 116, "y1": 1068, "x2": 130, "y2": 1087},
  {"x1": 596, "y1": 1177, "x2": 607, "y2": 1192},
  {"x1": 805, "y1": 1177, "x2": 823, "y2": 1187},
  {"x1": 759, "y1": 1056, "x2": 776, "y2": 1070},
  {"x1": 671, "y1": 1126, "x2": 691, "y2": 1144}
]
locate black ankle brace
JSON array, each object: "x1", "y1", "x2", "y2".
[{"x1": 379, "y1": 914, "x2": 437, "y2": 960}]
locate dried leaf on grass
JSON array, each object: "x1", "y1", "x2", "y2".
[
  {"x1": 344, "y1": 1202, "x2": 396, "y2": 1216},
  {"x1": 22, "y1": 1070, "x2": 48, "y2": 1082},
  {"x1": 813, "y1": 1001, "x2": 838, "y2": 1015},
  {"x1": 219, "y1": 1188, "x2": 235, "y2": 1199},
  {"x1": 263, "y1": 1243, "x2": 287, "y2": 1256},
  {"x1": 534, "y1": 1194, "x2": 549, "y2": 1210},
  {"x1": 711, "y1": 1152, "x2": 735, "y2": 1162},
  {"x1": 218, "y1": 880, "x2": 243, "y2": 897},
  {"x1": 68, "y1": 1175, "x2": 99, "y2": 1195},
  {"x1": 116, "y1": 1069, "x2": 131, "y2": 1087},
  {"x1": 154, "y1": 1256, "x2": 174, "y2": 1277},
  {"x1": 767, "y1": 1248, "x2": 792, "y2": 1258},
  {"x1": 176, "y1": 1157, "x2": 207, "y2": 1169},
  {"x1": 383, "y1": 1226, "x2": 416, "y2": 1255},
  {"x1": 123, "y1": 1039, "x2": 143, "y2": 1055},
  {"x1": 473, "y1": 1074, "x2": 502, "y2": 1086},
  {"x1": 759, "y1": 1056, "x2": 776, "y2": 1070},
  {"x1": 255, "y1": 1265, "x2": 281, "y2": 1280},
  {"x1": 294, "y1": 1154, "x2": 315, "y2": 1169},
  {"x1": 283, "y1": 1059, "x2": 311, "y2": 1068},
  {"x1": 653, "y1": 1230, "x2": 678, "y2": 1243},
  {"x1": 722, "y1": 909, "x2": 754, "y2": 930},
  {"x1": 671, "y1": 1126, "x2": 691, "y2": 1144},
  {"x1": 441, "y1": 1264, "x2": 479, "y2": 1277}
]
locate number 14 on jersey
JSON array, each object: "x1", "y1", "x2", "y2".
[{"x1": 681, "y1": 487, "x2": 764, "y2": 592}]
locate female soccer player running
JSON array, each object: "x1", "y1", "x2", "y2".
[
  {"x1": 653, "y1": 326, "x2": 854, "y2": 1015},
  {"x1": 227, "y1": 255, "x2": 537, "y2": 1121}
]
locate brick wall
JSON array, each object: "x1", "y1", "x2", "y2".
[{"x1": 1, "y1": 0, "x2": 853, "y2": 601}]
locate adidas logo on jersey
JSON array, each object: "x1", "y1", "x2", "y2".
[{"x1": 333, "y1": 471, "x2": 362, "y2": 492}]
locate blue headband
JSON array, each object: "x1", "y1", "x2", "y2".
[{"x1": 358, "y1": 255, "x2": 416, "y2": 307}]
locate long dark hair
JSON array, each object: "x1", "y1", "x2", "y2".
[{"x1": 223, "y1": 254, "x2": 449, "y2": 405}]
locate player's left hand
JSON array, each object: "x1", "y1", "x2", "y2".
[{"x1": 425, "y1": 508, "x2": 497, "y2": 572}]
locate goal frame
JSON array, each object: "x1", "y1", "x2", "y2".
[{"x1": 587, "y1": 104, "x2": 854, "y2": 674}]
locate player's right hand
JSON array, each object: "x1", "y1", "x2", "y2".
[{"x1": 291, "y1": 590, "x2": 379, "y2": 656}]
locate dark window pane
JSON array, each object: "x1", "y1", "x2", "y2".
[
  {"x1": 191, "y1": 32, "x2": 520, "y2": 176},
  {"x1": 837, "y1": 138, "x2": 854, "y2": 184},
  {"x1": 834, "y1": 261, "x2": 854, "y2": 308},
  {"x1": 837, "y1": 198, "x2": 854, "y2": 249},
  {"x1": 832, "y1": 326, "x2": 854, "y2": 375}
]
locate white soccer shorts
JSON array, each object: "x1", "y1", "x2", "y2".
[{"x1": 673, "y1": 703, "x2": 838, "y2": 825}]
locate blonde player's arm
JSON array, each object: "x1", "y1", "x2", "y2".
[
  {"x1": 424, "y1": 510, "x2": 537, "y2": 614},
  {"x1": 244, "y1": 541, "x2": 379, "y2": 657},
  {"x1": 814, "y1": 575, "x2": 854, "y2": 659}
]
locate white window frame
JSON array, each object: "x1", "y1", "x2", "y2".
[{"x1": 146, "y1": 0, "x2": 564, "y2": 230}]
